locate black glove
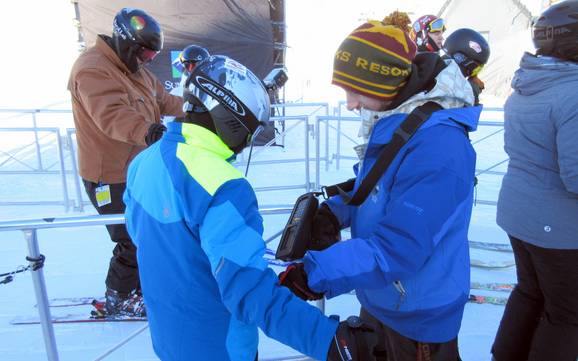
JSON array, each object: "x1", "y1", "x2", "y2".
[
  {"x1": 309, "y1": 203, "x2": 341, "y2": 251},
  {"x1": 278, "y1": 263, "x2": 324, "y2": 301},
  {"x1": 327, "y1": 316, "x2": 378, "y2": 361},
  {"x1": 145, "y1": 123, "x2": 167, "y2": 145}
]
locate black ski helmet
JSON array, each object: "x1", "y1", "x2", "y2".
[
  {"x1": 112, "y1": 8, "x2": 164, "y2": 73},
  {"x1": 179, "y1": 45, "x2": 210, "y2": 74},
  {"x1": 183, "y1": 55, "x2": 270, "y2": 153},
  {"x1": 533, "y1": 0, "x2": 578, "y2": 61},
  {"x1": 443, "y1": 28, "x2": 490, "y2": 77}
]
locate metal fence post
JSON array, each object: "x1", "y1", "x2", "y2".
[
  {"x1": 66, "y1": 129, "x2": 84, "y2": 212},
  {"x1": 32, "y1": 111, "x2": 44, "y2": 171},
  {"x1": 304, "y1": 117, "x2": 311, "y2": 192},
  {"x1": 323, "y1": 105, "x2": 330, "y2": 172},
  {"x1": 316, "y1": 299, "x2": 325, "y2": 314},
  {"x1": 315, "y1": 117, "x2": 321, "y2": 191},
  {"x1": 23, "y1": 229, "x2": 59, "y2": 361},
  {"x1": 54, "y1": 131, "x2": 70, "y2": 212},
  {"x1": 324, "y1": 119, "x2": 329, "y2": 172}
]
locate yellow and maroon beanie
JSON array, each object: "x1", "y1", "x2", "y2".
[{"x1": 332, "y1": 18, "x2": 417, "y2": 101}]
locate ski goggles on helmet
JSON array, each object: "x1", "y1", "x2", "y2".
[
  {"x1": 428, "y1": 18, "x2": 446, "y2": 33},
  {"x1": 469, "y1": 63, "x2": 484, "y2": 77},
  {"x1": 452, "y1": 52, "x2": 484, "y2": 77},
  {"x1": 136, "y1": 46, "x2": 160, "y2": 63}
]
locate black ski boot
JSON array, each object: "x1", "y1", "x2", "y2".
[{"x1": 103, "y1": 288, "x2": 146, "y2": 318}]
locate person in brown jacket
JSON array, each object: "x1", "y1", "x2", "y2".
[{"x1": 67, "y1": 7, "x2": 184, "y2": 317}]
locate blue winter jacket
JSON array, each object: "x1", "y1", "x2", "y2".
[
  {"x1": 303, "y1": 106, "x2": 480, "y2": 343},
  {"x1": 124, "y1": 122, "x2": 337, "y2": 361}
]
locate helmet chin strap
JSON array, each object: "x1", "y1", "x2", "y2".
[{"x1": 244, "y1": 125, "x2": 264, "y2": 177}]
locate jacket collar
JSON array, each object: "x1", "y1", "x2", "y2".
[
  {"x1": 166, "y1": 122, "x2": 234, "y2": 161},
  {"x1": 96, "y1": 35, "x2": 131, "y2": 74}
]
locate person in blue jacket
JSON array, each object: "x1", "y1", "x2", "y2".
[
  {"x1": 123, "y1": 55, "x2": 376, "y2": 361},
  {"x1": 278, "y1": 17, "x2": 480, "y2": 361}
]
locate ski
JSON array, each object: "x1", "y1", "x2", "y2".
[
  {"x1": 41, "y1": 297, "x2": 103, "y2": 308},
  {"x1": 10, "y1": 297, "x2": 147, "y2": 325},
  {"x1": 470, "y1": 258, "x2": 515, "y2": 269},
  {"x1": 468, "y1": 294, "x2": 509, "y2": 306},
  {"x1": 469, "y1": 240, "x2": 513, "y2": 253},
  {"x1": 17, "y1": 299, "x2": 147, "y2": 325},
  {"x1": 470, "y1": 281, "x2": 515, "y2": 293},
  {"x1": 11, "y1": 314, "x2": 147, "y2": 325}
]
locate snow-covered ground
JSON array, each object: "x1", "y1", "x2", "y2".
[{"x1": 0, "y1": 100, "x2": 515, "y2": 361}]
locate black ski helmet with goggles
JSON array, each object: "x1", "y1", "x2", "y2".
[
  {"x1": 112, "y1": 8, "x2": 163, "y2": 73},
  {"x1": 179, "y1": 45, "x2": 210, "y2": 75},
  {"x1": 443, "y1": 28, "x2": 490, "y2": 78},
  {"x1": 533, "y1": 0, "x2": 578, "y2": 61},
  {"x1": 183, "y1": 55, "x2": 270, "y2": 153}
]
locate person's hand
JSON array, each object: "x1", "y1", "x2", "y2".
[
  {"x1": 145, "y1": 123, "x2": 167, "y2": 145},
  {"x1": 469, "y1": 75, "x2": 485, "y2": 91},
  {"x1": 309, "y1": 203, "x2": 341, "y2": 251},
  {"x1": 327, "y1": 316, "x2": 378, "y2": 361},
  {"x1": 278, "y1": 263, "x2": 324, "y2": 301}
]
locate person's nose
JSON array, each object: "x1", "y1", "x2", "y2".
[{"x1": 346, "y1": 98, "x2": 360, "y2": 111}]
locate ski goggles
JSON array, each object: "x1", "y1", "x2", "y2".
[
  {"x1": 428, "y1": 18, "x2": 446, "y2": 33},
  {"x1": 136, "y1": 46, "x2": 160, "y2": 64},
  {"x1": 469, "y1": 63, "x2": 484, "y2": 77},
  {"x1": 182, "y1": 61, "x2": 199, "y2": 74},
  {"x1": 453, "y1": 52, "x2": 484, "y2": 77}
]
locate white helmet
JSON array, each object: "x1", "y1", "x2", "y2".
[{"x1": 183, "y1": 55, "x2": 270, "y2": 152}]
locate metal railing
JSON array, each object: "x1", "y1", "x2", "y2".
[
  {"x1": 0, "y1": 109, "x2": 72, "y2": 171},
  {"x1": 0, "y1": 104, "x2": 331, "y2": 211},
  {"x1": 0, "y1": 207, "x2": 304, "y2": 361},
  {"x1": 270, "y1": 102, "x2": 329, "y2": 150},
  {"x1": 0, "y1": 104, "x2": 507, "y2": 211},
  {"x1": 234, "y1": 115, "x2": 314, "y2": 193},
  {"x1": 0, "y1": 127, "x2": 71, "y2": 211}
]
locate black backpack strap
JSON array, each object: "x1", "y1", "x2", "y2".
[
  {"x1": 321, "y1": 178, "x2": 356, "y2": 199},
  {"x1": 330, "y1": 101, "x2": 442, "y2": 206}
]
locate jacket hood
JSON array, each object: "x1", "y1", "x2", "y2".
[
  {"x1": 356, "y1": 54, "x2": 475, "y2": 158},
  {"x1": 512, "y1": 52, "x2": 578, "y2": 96}
]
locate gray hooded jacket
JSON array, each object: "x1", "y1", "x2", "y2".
[{"x1": 497, "y1": 52, "x2": 578, "y2": 249}]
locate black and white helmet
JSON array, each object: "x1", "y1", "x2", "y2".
[
  {"x1": 183, "y1": 55, "x2": 270, "y2": 152},
  {"x1": 533, "y1": 0, "x2": 578, "y2": 61}
]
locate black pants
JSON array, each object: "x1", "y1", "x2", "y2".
[
  {"x1": 83, "y1": 180, "x2": 140, "y2": 294},
  {"x1": 492, "y1": 235, "x2": 578, "y2": 361},
  {"x1": 360, "y1": 308, "x2": 461, "y2": 361}
]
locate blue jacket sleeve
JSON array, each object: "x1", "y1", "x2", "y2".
[
  {"x1": 324, "y1": 196, "x2": 352, "y2": 229},
  {"x1": 303, "y1": 136, "x2": 474, "y2": 298},
  {"x1": 199, "y1": 178, "x2": 337, "y2": 360}
]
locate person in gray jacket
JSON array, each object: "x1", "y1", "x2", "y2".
[{"x1": 491, "y1": 2, "x2": 578, "y2": 360}]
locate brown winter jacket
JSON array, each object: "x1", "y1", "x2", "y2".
[{"x1": 68, "y1": 35, "x2": 184, "y2": 184}]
